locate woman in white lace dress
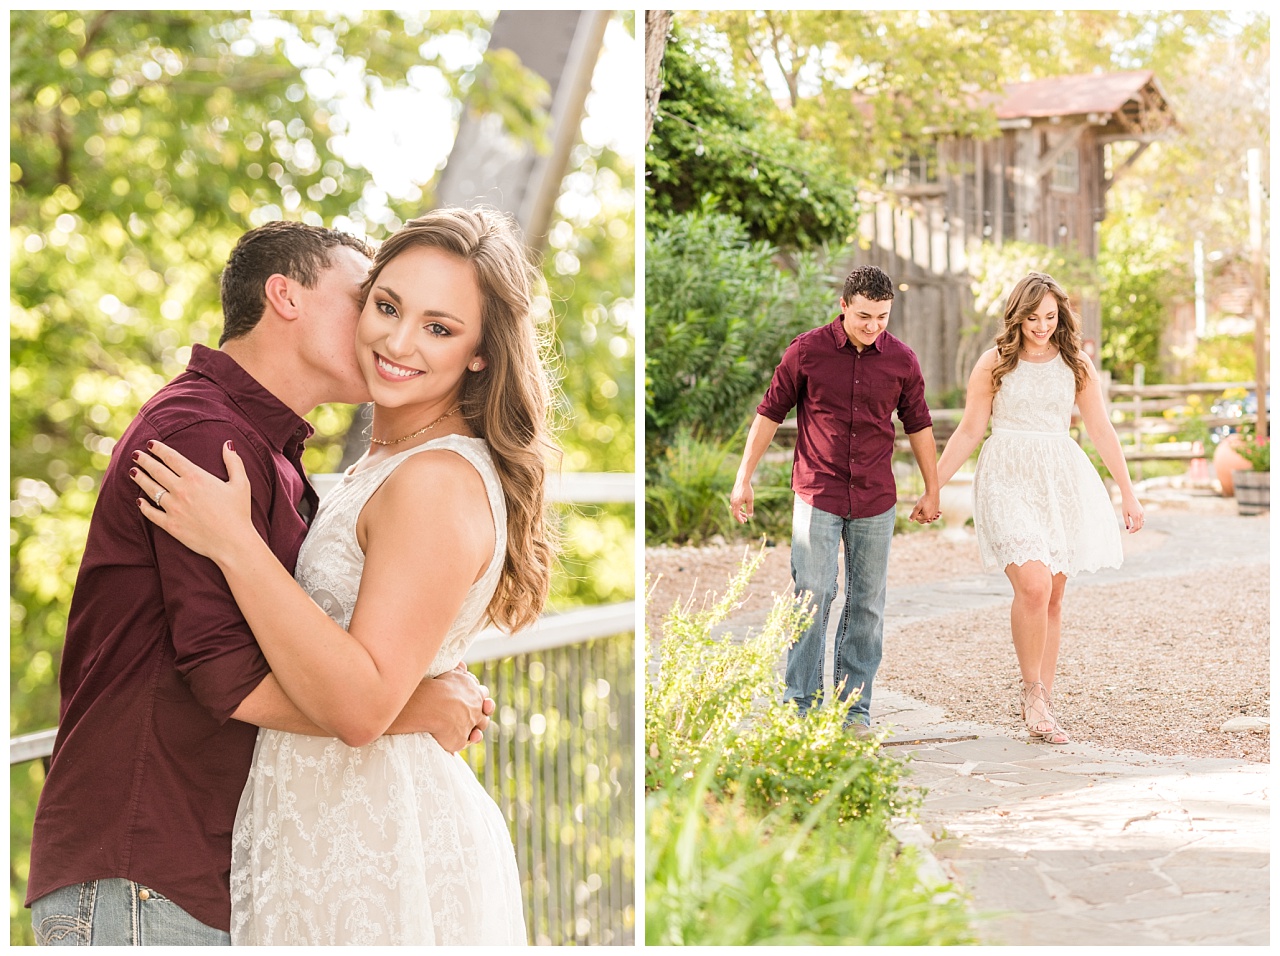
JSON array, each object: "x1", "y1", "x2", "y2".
[
  {"x1": 931, "y1": 273, "x2": 1143, "y2": 744},
  {"x1": 129, "y1": 208, "x2": 555, "y2": 943}
]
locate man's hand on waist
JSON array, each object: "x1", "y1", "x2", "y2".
[{"x1": 389, "y1": 663, "x2": 494, "y2": 752}]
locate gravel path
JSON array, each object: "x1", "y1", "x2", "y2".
[
  {"x1": 644, "y1": 529, "x2": 988, "y2": 631},
  {"x1": 646, "y1": 504, "x2": 1269, "y2": 764}
]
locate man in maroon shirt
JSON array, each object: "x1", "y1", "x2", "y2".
[
  {"x1": 730, "y1": 266, "x2": 940, "y2": 730},
  {"x1": 27, "y1": 222, "x2": 493, "y2": 944}
]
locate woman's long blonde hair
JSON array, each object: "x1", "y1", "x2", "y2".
[
  {"x1": 991, "y1": 272, "x2": 1090, "y2": 395},
  {"x1": 360, "y1": 207, "x2": 558, "y2": 633}
]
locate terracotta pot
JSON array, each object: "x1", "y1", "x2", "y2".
[
  {"x1": 1232, "y1": 468, "x2": 1270, "y2": 515},
  {"x1": 1213, "y1": 437, "x2": 1250, "y2": 496}
]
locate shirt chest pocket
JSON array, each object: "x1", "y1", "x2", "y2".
[{"x1": 858, "y1": 376, "x2": 901, "y2": 414}]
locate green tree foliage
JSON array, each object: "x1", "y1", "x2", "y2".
[
  {"x1": 11, "y1": 11, "x2": 634, "y2": 940},
  {"x1": 664, "y1": 11, "x2": 1266, "y2": 384},
  {"x1": 690, "y1": 10, "x2": 1008, "y2": 179},
  {"x1": 645, "y1": 210, "x2": 835, "y2": 456},
  {"x1": 646, "y1": 31, "x2": 857, "y2": 249},
  {"x1": 1098, "y1": 13, "x2": 1268, "y2": 321},
  {"x1": 1097, "y1": 192, "x2": 1185, "y2": 384}
]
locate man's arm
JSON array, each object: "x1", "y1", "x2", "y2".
[
  {"x1": 906, "y1": 427, "x2": 940, "y2": 523},
  {"x1": 730, "y1": 415, "x2": 782, "y2": 524},
  {"x1": 733, "y1": 341, "x2": 801, "y2": 524},
  {"x1": 234, "y1": 667, "x2": 493, "y2": 752},
  {"x1": 897, "y1": 350, "x2": 940, "y2": 523}
]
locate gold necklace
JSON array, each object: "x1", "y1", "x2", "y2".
[{"x1": 370, "y1": 404, "x2": 461, "y2": 446}]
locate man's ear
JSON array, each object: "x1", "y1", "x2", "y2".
[
  {"x1": 263, "y1": 273, "x2": 300, "y2": 320},
  {"x1": 838, "y1": 297, "x2": 848, "y2": 313}
]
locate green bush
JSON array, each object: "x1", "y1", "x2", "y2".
[
  {"x1": 645, "y1": 554, "x2": 973, "y2": 945},
  {"x1": 646, "y1": 777, "x2": 973, "y2": 946},
  {"x1": 645, "y1": 209, "x2": 836, "y2": 456},
  {"x1": 647, "y1": 30, "x2": 858, "y2": 251},
  {"x1": 646, "y1": 553, "x2": 915, "y2": 821},
  {"x1": 1186, "y1": 332, "x2": 1258, "y2": 382},
  {"x1": 645, "y1": 429, "x2": 792, "y2": 545}
]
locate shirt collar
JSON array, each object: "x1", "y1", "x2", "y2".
[
  {"x1": 185, "y1": 344, "x2": 314, "y2": 451},
  {"x1": 830, "y1": 314, "x2": 884, "y2": 353}
]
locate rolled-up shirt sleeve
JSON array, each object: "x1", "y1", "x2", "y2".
[
  {"x1": 147, "y1": 420, "x2": 273, "y2": 723},
  {"x1": 757, "y1": 337, "x2": 803, "y2": 424},
  {"x1": 897, "y1": 351, "x2": 933, "y2": 435}
]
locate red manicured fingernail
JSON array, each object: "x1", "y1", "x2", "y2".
[
  {"x1": 131, "y1": 451, "x2": 140, "y2": 462},
  {"x1": 136, "y1": 498, "x2": 144, "y2": 507},
  {"x1": 129, "y1": 468, "x2": 137, "y2": 478},
  {"x1": 227, "y1": 440, "x2": 235, "y2": 452},
  {"x1": 146, "y1": 440, "x2": 155, "y2": 450}
]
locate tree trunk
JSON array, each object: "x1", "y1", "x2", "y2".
[{"x1": 645, "y1": 10, "x2": 673, "y2": 144}]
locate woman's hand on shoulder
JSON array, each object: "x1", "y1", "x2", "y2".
[{"x1": 131, "y1": 438, "x2": 256, "y2": 564}]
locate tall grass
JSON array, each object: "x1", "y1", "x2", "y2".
[
  {"x1": 645, "y1": 428, "x2": 792, "y2": 545},
  {"x1": 645, "y1": 552, "x2": 975, "y2": 945}
]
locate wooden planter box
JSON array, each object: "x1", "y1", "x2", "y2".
[{"x1": 1232, "y1": 469, "x2": 1270, "y2": 515}]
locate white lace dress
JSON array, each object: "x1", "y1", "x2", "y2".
[
  {"x1": 972, "y1": 355, "x2": 1123, "y2": 577},
  {"x1": 229, "y1": 435, "x2": 527, "y2": 945}
]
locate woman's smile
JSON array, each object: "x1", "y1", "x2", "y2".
[{"x1": 374, "y1": 353, "x2": 425, "y2": 381}]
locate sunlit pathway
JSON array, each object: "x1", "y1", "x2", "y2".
[
  {"x1": 870, "y1": 503, "x2": 1270, "y2": 945},
  {"x1": 879, "y1": 687, "x2": 1268, "y2": 945}
]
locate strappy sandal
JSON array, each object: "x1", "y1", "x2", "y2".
[{"x1": 1019, "y1": 680, "x2": 1070, "y2": 745}]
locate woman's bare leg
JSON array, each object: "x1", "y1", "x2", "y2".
[
  {"x1": 1005, "y1": 561, "x2": 1053, "y2": 681},
  {"x1": 1041, "y1": 573, "x2": 1068, "y2": 696},
  {"x1": 1005, "y1": 561, "x2": 1054, "y2": 734}
]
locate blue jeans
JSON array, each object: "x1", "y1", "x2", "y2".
[
  {"x1": 31, "y1": 879, "x2": 229, "y2": 946},
  {"x1": 786, "y1": 498, "x2": 895, "y2": 726}
]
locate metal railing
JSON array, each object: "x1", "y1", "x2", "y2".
[
  {"x1": 11, "y1": 473, "x2": 637, "y2": 946},
  {"x1": 466, "y1": 610, "x2": 635, "y2": 945}
]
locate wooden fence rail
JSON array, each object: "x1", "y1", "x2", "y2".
[{"x1": 769, "y1": 380, "x2": 1259, "y2": 469}]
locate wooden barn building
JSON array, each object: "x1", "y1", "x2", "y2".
[{"x1": 846, "y1": 70, "x2": 1177, "y2": 396}]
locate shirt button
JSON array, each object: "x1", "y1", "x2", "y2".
[{"x1": 138, "y1": 889, "x2": 151, "y2": 901}]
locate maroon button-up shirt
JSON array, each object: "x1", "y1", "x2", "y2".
[
  {"x1": 757, "y1": 317, "x2": 932, "y2": 519},
  {"x1": 27, "y1": 345, "x2": 318, "y2": 932}
]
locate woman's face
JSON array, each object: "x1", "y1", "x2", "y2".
[
  {"x1": 1020, "y1": 291, "x2": 1059, "y2": 351},
  {"x1": 356, "y1": 244, "x2": 486, "y2": 409}
]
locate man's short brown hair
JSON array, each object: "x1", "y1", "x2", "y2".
[
  {"x1": 841, "y1": 265, "x2": 895, "y2": 303},
  {"x1": 218, "y1": 221, "x2": 372, "y2": 344}
]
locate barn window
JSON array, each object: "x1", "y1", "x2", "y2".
[
  {"x1": 1052, "y1": 147, "x2": 1080, "y2": 193},
  {"x1": 886, "y1": 144, "x2": 938, "y2": 188}
]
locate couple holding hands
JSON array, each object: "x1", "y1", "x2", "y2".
[{"x1": 731, "y1": 266, "x2": 1143, "y2": 745}]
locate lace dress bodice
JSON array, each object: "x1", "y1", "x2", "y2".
[
  {"x1": 989, "y1": 353, "x2": 1075, "y2": 434},
  {"x1": 295, "y1": 434, "x2": 506, "y2": 676},
  {"x1": 972, "y1": 354, "x2": 1123, "y2": 577}
]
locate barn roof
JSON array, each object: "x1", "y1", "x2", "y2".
[{"x1": 994, "y1": 69, "x2": 1167, "y2": 120}]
